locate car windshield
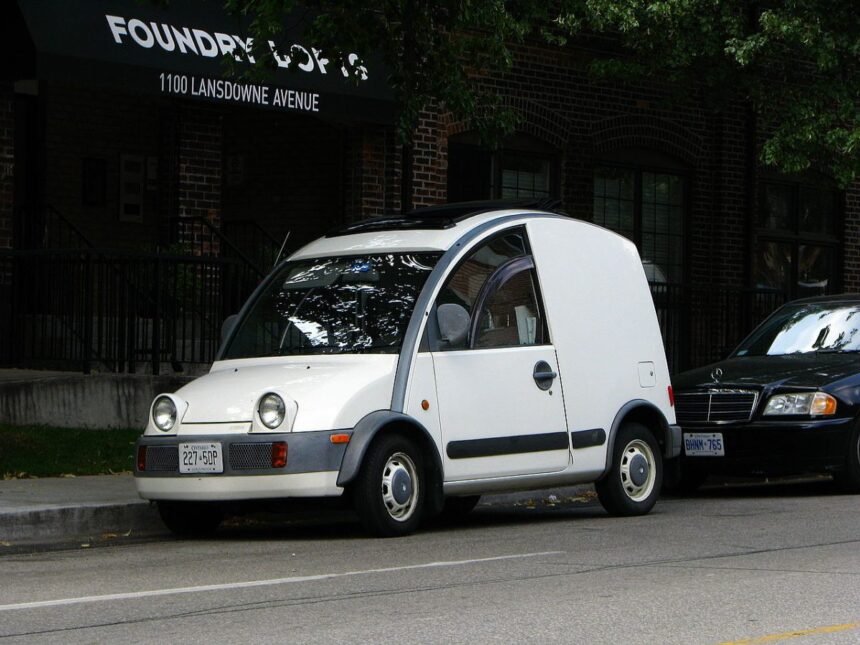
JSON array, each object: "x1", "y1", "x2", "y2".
[
  {"x1": 735, "y1": 303, "x2": 860, "y2": 356},
  {"x1": 222, "y1": 253, "x2": 440, "y2": 359}
]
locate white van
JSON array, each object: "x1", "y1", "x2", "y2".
[{"x1": 135, "y1": 203, "x2": 680, "y2": 536}]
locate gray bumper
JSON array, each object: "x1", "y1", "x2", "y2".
[
  {"x1": 135, "y1": 429, "x2": 350, "y2": 477},
  {"x1": 666, "y1": 424, "x2": 682, "y2": 458}
]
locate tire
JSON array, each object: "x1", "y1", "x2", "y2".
[
  {"x1": 596, "y1": 422, "x2": 662, "y2": 516},
  {"x1": 833, "y1": 424, "x2": 860, "y2": 493},
  {"x1": 157, "y1": 501, "x2": 223, "y2": 538},
  {"x1": 353, "y1": 434, "x2": 425, "y2": 537},
  {"x1": 439, "y1": 495, "x2": 481, "y2": 521}
]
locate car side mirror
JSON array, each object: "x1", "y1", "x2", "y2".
[
  {"x1": 221, "y1": 314, "x2": 239, "y2": 347},
  {"x1": 436, "y1": 303, "x2": 470, "y2": 348}
]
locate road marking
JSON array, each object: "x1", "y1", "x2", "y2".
[
  {"x1": 719, "y1": 622, "x2": 860, "y2": 644},
  {"x1": 0, "y1": 550, "x2": 563, "y2": 612}
]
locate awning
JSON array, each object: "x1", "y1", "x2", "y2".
[{"x1": 2, "y1": 0, "x2": 394, "y2": 124}]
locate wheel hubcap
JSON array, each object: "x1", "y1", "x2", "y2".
[
  {"x1": 619, "y1": 439, "x2": 656, "y2": 502},
  {"x1": 381, "y1": 452, "x2": 419, "y2": 522}
]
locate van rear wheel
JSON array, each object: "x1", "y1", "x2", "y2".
[
  {"x1": 353, "y1": 434, "x2": 425, "y2": 537},
  {"x1": 596, "y1": 422, "x2": 662, "y2": 516}
]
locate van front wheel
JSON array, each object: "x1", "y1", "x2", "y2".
[
  {"x1": 596, "y1": 422, "x2": 662, "y2": 516},
  {"x1": 353, "y1": 434, "x2": 425, "y2": 537}
]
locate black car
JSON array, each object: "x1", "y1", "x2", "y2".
[{"x1": 670, "y1": 295, "x2": 860, "y2": 492}]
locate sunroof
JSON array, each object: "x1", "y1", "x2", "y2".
[{"x1": 327, "y1": 198, "x2": 562, "y2": 237}]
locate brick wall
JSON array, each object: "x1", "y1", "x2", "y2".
[
  {"x1": 405, "y1": 42, "x2": 755, "y2": 290},
  {"x1": 221, "y1": 107, "x2": 344, "y2": 251},
  {"x1": 44, "y1": 83, "x2": 161, "y2": 250},
  {"x1": 178, "y1": 104, "x2": 222, "y2": 227},
  {"x1": 343, "y1": 126, "x2": 401, "y2": 219},
  {"x1": 843, "y1": 184, "x2": 860, "y2": 292},
  {"x1": 0, "y1": 88, "x2": 14, "y2": 249}
]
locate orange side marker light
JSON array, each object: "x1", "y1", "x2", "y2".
[
  {"x1": 271, "y1": 442, "x2": 288, "y2": 468},
  {"x1": 330, "y1": 433, "x2": 351, "y2": 444}
]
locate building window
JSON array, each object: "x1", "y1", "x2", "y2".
[
  {"x1": 448, "y1": 133, "x2": 558, "y2": 203},
  {"x1": 119, "y1": 153, "x2": 144, "y2": 223},
  {"x1": 499, "y1": 152, "x2": 552, "y2": 199},
  {"x1": 754, "y1": 180, "x2": 841, "y2": 298},
  {"x1": 593, "y1": 166, "x2": 685, "y2": 284}
]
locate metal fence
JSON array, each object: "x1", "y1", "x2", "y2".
[
  {"x1": 0, "y1": 249, "x2": 259, "y2": 374},
  {"x1": 0, "y1": 248, "x2": 788, "y2": 375},
  {"x1": 652, "y1": 283, "x2": 787, "y2": 373}
]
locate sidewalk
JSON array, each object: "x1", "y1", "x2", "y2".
[
  {"x1": 0, "y1": 474, "x2": 163, "y2": 548},
  {"x1": 0, "y1": 474, "x2": 594, "y2": 550}
]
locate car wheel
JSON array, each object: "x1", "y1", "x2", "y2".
[
  {"x1": 157, "y1": 501, "x2": 223, "y2": 537},
  {"x1": 834, "y1": 423, "x2": 860, "y2": 493},
  {"x1": 353, "y1": 434, "x2": 425, "y2": 537},
  {"x1": 596, "y1": 422, "x2": 662, "y2": 516}
]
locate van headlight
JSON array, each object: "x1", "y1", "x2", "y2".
[
  {"x1": 258, "y1": 393, "x2": 286, "y2": 429},
  {"x1": 152, "y1": 396, "x2": 177, "y2": 431},
  {"x1": 763, "y1": 392, "x2": 837, "y2": 416}
]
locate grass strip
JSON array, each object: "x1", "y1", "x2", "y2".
[{"x1": 0, "y1": 425, "x2": 141, "y2": 478}]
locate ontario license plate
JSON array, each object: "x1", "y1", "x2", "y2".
[
  {"x1": 683, "y1": 433, "x2": 725, "y2": 457},
  {"x1": 178, "y1": 443, "x2": 223, "y2": 474}
]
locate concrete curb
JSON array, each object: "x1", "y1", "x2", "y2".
[
  {"x1": 0, "y1": 501, "x2": 165, "y2": 545},
  {"x1": 0, "y1": 481, "x2": 595, "y2": 550}
]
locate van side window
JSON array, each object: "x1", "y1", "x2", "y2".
[
  {"x1": 474, "y1": 267, "x2": 544, "y2": 348},
  {"x1": 434, "y1": 228, "x2": 550, "y2": 350},
  {"x1": 435, "y1": 230, "x2": 527, "y2": 320}
]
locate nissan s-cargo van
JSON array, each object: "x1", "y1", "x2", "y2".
[{"x1": 135, "y1": 202, "x2": 680, "y2": 536}]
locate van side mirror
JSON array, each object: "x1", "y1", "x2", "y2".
[
  {"x1": 436, "y1": 303, "x2": 470, "y2": 348},
  {"x1": 221, "y1": 314, "x2": 239, "y2": 347}
]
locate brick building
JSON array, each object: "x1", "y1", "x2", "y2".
[{"x1": 0, "y1": 0, "x2": 855, "y2": 374}]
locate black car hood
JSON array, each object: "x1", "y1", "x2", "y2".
[{"x1": 673, "y1": 354, "x2": 860, "y2": 391}]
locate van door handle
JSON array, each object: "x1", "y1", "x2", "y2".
[{"x1": 533, "y1": 361, "x2": 557, "y2": 390}]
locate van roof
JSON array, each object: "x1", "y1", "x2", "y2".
[
  {"x1": 326, "y1": 198, "x2": 563, "y2": 237},
  {"x1": 290, "y1": 201, "x2": 566, "y2": 260}
]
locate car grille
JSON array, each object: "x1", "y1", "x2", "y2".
[
  {"x1": 145, "y1": 446, "x2": 179, "y2": 471},
  {"x1": 675, "y1": 389, "x2": 758, "y2": 423},
  {"x1": 229, "y1": 443, "x2": 274, "y2": 470}
]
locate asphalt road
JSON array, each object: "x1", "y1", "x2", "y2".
[{"x1": 1, "y1": 480, "x2": 859, "y2": 644}]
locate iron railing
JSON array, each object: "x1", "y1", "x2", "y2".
[
  {"x1": 222, "y1": 220, "x2": 283, "y2": 274},
  {"x1": 0, "y1": 249, "x2": 259, "y2": 374},
  {"x1": 651, "y1": 283, "x2": 787, "y2": 373},
  {"x1": 0, "y1": 248, "x2": 788, "y2": 375}
]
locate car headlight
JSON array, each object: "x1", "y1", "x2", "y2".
[
  {"x1": 152, "y1": 396, "x2": 177, "y2": 431},
  {"x1": 763, "y1": 392, "x2": 837, "y2": 416},
  {"x1": 258, "y1": 393, "x2": 286, "y2": 429}
]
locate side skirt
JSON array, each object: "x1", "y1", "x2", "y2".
[{"x1": 442, "y1": 466, "x2": 604, "y2": 496}]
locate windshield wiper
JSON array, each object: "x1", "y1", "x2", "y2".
[{"x1": 816, "y1": 348, "x2": 860, "y2": 354}]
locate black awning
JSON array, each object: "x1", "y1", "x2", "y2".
[{"x1": 4, "y1": 0, "x2": 394, "y2": 124}]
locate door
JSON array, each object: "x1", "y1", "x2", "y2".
[{"x1": 430, "y1": 228, "x2": 569, "y2": 481}]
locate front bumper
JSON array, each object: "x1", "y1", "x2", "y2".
[
  {"x1": 134, "y1": 429, "x2": 350, "y2": 501},
  {"x1": 681, "y1": 417, "x2": 854, "y2": 476}
]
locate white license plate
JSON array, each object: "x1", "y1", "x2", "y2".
[
  {"x1": 178, "y1": 443, "x2": 223, "y2": 474},
  {"x1": 683, "y1": 433, "x2": 725, "y2": 457}
]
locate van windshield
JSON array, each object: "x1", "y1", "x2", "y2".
[{"x1": 222, "y1": 253, "x2": 440, "y2": 358}]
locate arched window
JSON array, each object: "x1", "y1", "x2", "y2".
[
  {"x1": 448, "y1": 132, "x2": 560, "y2": 202},
  {"x1": 592, "y1": 150, "x2": 687, "y2": 284}
]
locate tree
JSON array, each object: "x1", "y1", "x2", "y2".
[
  {"x1": 225, "y1": 0, "x2": 552, "y2": 210},
  {"x1": 226, "y1": 0, "x2": 860, "y2": 201},
  {"x1": 565, "y1": 0, "x2": 860, "y2": 187}
]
